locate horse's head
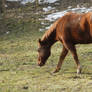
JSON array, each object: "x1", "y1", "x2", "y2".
[{"x1": 37, "y1": 39, "x2": 51, "y2": 66}]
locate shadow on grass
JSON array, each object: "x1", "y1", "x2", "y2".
[{"x1": 47, "y1": 70, "x2": 92, "y2": 80}]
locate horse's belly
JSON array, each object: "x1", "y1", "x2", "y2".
[{"x1": 73, "y1": 37, "x2": 92, "y2": 44}]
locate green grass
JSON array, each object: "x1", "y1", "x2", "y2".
[{"x1": 1, "y1": 22, "x2": 92, "y2": 92}]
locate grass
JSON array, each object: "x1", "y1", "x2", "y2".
[{"x1": 0, "y1": 21, "x2": 92, "y2": 92}]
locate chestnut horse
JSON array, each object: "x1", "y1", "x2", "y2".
[{"x1": 37, "y1": 12, "x2": 92, "y2": 74}]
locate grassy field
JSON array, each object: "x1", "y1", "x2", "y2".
[{"x1": 1, "y1": 22, "x2": 92, "y2": 92}]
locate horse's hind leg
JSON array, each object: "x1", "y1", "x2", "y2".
[
  {"x1": 65, "y1": 43, "x2": 82, "y2": 74},
  {"x1": 53, "y1": 46, "x2": 68, "y2": 73}
]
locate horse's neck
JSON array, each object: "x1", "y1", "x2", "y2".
[
  {"x1": 41, "y1": 18, "x2": 60, "y2": 47},
  {"x1": 41, "y1": 29, "x2": 57, "y2": 47}
]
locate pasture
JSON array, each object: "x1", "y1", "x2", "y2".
[{"x1": 0, "y1": 21, "x2": 92, "y2": 92}]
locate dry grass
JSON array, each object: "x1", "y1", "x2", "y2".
[{"x1": 0, "y1": 21, "x2": 92, "y2": 92}]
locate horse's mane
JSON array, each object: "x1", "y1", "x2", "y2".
[
  {"x1": 41, "y1": 19, "x2": 60, "y2": 41},
  {"x1": 41, "y1": 12, "x2": 75, "y2": 42}
]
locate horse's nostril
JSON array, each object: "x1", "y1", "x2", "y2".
[{"x1": 38, "y1": 62, "x2": 44, "y2": 67}]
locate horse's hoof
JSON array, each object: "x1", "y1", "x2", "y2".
[
  {"x1": 77, "y1": 68, "x2": 82, "y2": 74},
  {"x1": 77, "y1": 65, "x2": 82, "y2": 74},
  {"x1": 53, "y1": 69, "x2": 59, "y2": 73},
  {"x1": 53, "y1": 71, "x2": 58, "y2": 73}
]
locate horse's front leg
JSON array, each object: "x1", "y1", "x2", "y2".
[{"x1": 53, "y1": 46, "x2": 68, "y2": 73}]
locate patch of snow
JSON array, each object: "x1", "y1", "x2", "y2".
[
  {"x1": 67, "y1": 6, "x2": 72, "y2": 9},
  {"x1": 6, "y1": 31, "x2": 10, "y2": 34},
  {"x1": 7, "y1": 0, "x2": 19, "y2": 1},
  {"x1": 21, "y1": 0, "x2": 35, "y2": 4},
  {"x1": 43, "y1": 6, "x2": 55, "y2": 12},
  {"x1": 70, "y1": 7, "x2": 86, "y2": 13},
  {"x1": 41, "y1": 22, "x2": 45, "y2": 25},
  {"x1": 7, "y1": 0, "x2": 59, "y2": 4},
  {"x1": 39, "y1": 29, "x2": 44, "y2": 32},
  {"x1": 43, "y1": 0, "x2": 58, "y2": 3},
  {"x1": 5, "y1": 4, "x2": 8, "y2": 8},
  {"x1": 45, "y1": 10, "x2": 68, "y2": 21},
  {"x1": 45, "y1": 26, "x2": 50, "y2": 30},
  {"x1": 45, "y1": 6, "x2": 92, "y2": 21}
]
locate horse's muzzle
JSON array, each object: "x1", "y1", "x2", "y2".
[{"x1": 38, "y1": 61, "x2": 45, "y2": 67}]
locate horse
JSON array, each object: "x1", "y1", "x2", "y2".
[{"x1": 37, "y1": 12, "x2": 92, "y2": 74}]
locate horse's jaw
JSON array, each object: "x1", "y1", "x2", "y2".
[{"x1": 38, "y1": 61, "x2": 46, "y2": 67}]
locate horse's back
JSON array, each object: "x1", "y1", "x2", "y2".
[{"x1": 56, "y1": 12, "x2": 92, "y2": 44}]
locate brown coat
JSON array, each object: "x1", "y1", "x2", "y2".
[{"x1": 38, "y1": 12, "x2": 92, "y2": 74}]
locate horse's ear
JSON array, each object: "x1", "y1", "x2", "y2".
[
  {"x1": 38, "y1": 38, "x2": 42, "y2": 44},
  {"x1": 38, "y1": 38, "x2": 43, "y2": 45}
]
